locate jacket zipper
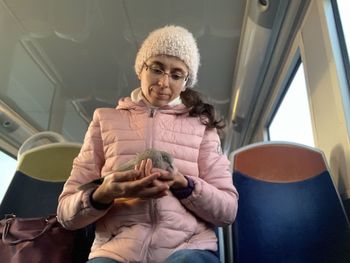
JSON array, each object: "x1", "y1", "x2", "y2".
[
  {"x1": 146, "y1": 108, "x2": 156, "y2": 149},
  {"x1": 147, "y1": 199, "x2": 158, "y2": 261},
  {"x1": 141, "y1": 108, "x2": 158, "y2": 262},
  {"x1": 140, "y1": 200, "x2": 158, "y2": 262}
]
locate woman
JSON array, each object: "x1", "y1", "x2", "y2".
[{"x1": 57, "y1": 25, "x2": 238, "y2": 263}]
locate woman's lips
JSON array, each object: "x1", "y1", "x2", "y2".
[{"x1": 156, "y1": 93, "x2": 170, "y2": 99}]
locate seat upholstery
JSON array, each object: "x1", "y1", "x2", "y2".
[
  {"x1": 0, "y1": 171, "x2": 66, "y2": 217},
  {"x1": 231, "y1": 142, "x2": 350, "y2": 263},
  {"x1": 0, "y1": 131, "x2": 81, "y2": 218}
]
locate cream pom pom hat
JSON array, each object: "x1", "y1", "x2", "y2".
[{"x1": 134, "y1": 25, "x2": 200, "y2": 87}]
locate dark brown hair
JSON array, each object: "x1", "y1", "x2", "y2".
[{"x1": 180, "y1": 88, "x2": 225, "y2": 131}]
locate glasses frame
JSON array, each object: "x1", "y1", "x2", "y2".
[{"x1": 143, "y1": 63, "x2": 189, "y2": 85}]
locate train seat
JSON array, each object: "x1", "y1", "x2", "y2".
[
  {"x1": 231, "y1": 141, "x2": 350, "y2": 263},
  {"x1": 0, "y1": 131, "x2": 81, "y2": 218},
  {"x1": 0, "y1": 131, "x2": 97, "y2": 262}
]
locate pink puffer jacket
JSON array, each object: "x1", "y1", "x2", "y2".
[{"x1": 57, "y1": 97, "x2": 238, "y2": 263}]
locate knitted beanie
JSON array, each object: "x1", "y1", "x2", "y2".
[{"x1": 135, "y1": 25, "x2": 200, "y2": 87}]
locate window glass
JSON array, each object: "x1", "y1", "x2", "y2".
[
  {"x1": 0, "y1": 151, "x2": 16, "y2": 203},
  {"x1": 268, "y1": 63, "x2": 315, "y2": 147}
]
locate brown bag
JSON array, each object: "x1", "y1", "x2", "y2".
[{"x1": 0, "y1": 214, "x2": 75, "y2": 263}]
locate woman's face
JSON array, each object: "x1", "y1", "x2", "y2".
[{"x1": 138, "y1": 55, "x2": 189, "y2": 107}]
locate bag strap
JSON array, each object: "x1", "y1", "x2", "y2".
[{"x1": 2, "y1": 215, "x2": 58, "y2": 245}]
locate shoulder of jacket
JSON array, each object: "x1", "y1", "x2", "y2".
[{"x1": 92, "y1": 107, "x2": 123, "y2": 120}]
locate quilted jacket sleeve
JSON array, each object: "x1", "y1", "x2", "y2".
[
  {"x1": 57, "y1": 109, "x2": 110, "y2": 230},
  {"x1": 180, "y1": 128, "x2": 238, "y2": 226}
]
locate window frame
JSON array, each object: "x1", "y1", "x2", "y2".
[{"x1": 330, "y1": 0, "x2": 350, "y2": 91}]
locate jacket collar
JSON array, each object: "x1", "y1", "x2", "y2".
[
  {"x1": 130, "y1": 87, "x2": 183, "y2": 106},
  {"x1": 116, "y1": 88, "x2": 189, "y2": 115}
]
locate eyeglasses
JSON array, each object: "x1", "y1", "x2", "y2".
[{"x1": 143, "y1": 63, "x2": 188, "y2": 85}]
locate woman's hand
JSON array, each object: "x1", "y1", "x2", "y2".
[
  {"x1": 151, "y1": 166, "x2": 188, "y2": 190},
  {"x1": 92, "y1": 159, "x2": 169, "y2": 204}
]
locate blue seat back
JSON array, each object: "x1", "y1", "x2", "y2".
[
  {"x1": 232, "y1": 142, "x2": 350, "y2": 263},
  {"x1": 0, "y1": 171, "x2": 65, "y2": 218}
]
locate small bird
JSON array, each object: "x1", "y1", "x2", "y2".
[{"x1": 78, "y1": 149, "x2": 174, "y2": 191}]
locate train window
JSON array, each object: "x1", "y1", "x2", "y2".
[
  {"x1": 0, "y1": 151, "x2": 16, "y2": 203},
  {"x1": 331, "y1": 0, "x2": 350, "y2": 87},
  {"x1": 268, "y1": 62, "x2": 315, "y2": 147}
]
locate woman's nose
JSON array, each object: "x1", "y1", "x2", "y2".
[{"x1": 158, "y1": 73, "x2": 170, "y2": 87}]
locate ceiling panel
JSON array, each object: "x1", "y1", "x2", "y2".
[{"x1": 0, "y1": 0, "x2": 245, "y2": 143}]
